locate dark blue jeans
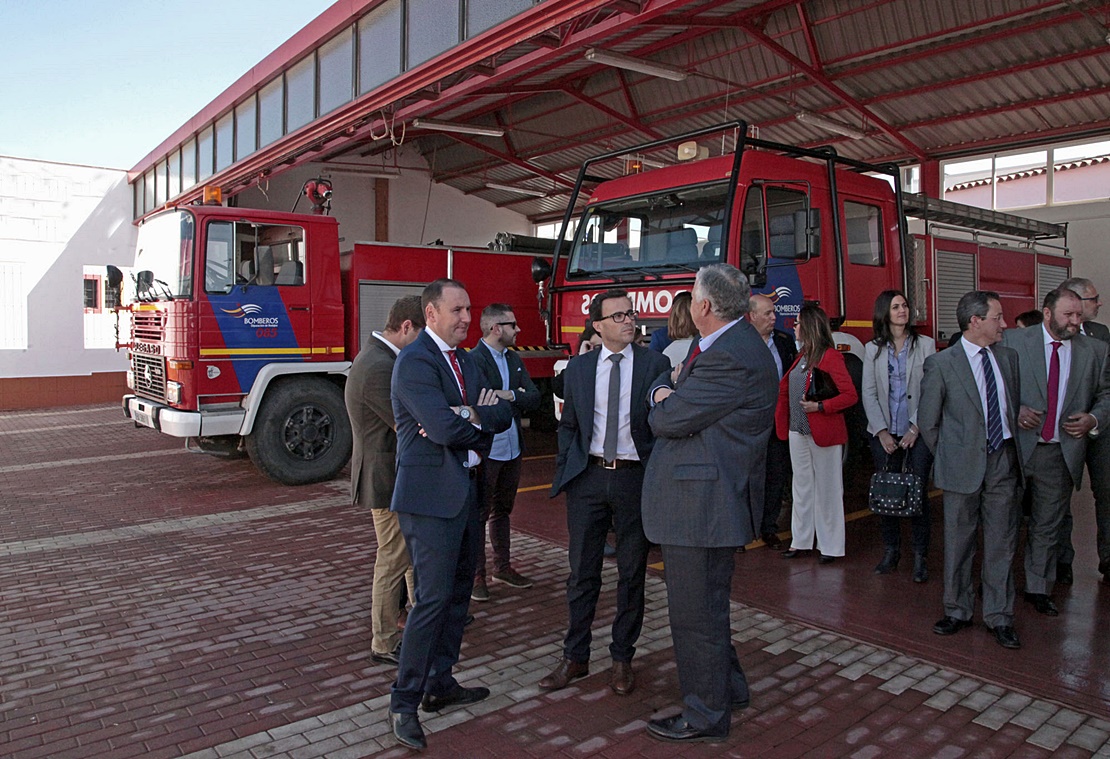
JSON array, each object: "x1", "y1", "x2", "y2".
[{"x1": 869, "y1": 433, "x2": 933, "y2": 555}]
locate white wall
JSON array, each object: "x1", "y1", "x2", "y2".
[
  {"x1": 1022, "y1": 200, "x2": 1110, "y2": 291},
  {"x1": 0, "y1": 156, "x2": 135, "y2": 378}
]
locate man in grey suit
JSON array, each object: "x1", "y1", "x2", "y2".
[
  {"x1": 1059, "y1": 277, "x2": 1110, "y2": 585},
  {"x1": 1004, "y1": 287, "x2": 1110, "y2": 614},
  {"x1": 344, "y1": 295, "x2": 425, "y2": 666},
  {"x1": 919, "y1": 291, "x2": 1024, "y2": 649},
  {"x1": 641, "y1": 264, "x2": 778, "y2": 743}
]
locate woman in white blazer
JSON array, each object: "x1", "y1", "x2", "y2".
[{"x1": 862, "y1": 290, "x2": 936, "y2": 582}]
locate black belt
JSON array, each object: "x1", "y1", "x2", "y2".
[{"x1": 590, "y1": 456, "x2": 641, "y2": 470}]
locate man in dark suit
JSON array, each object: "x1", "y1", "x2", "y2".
[
  {"x1": 919, "y1": 290, "x2": 1024, "y2": 650},
  {"x1": 1060, "y1": 277, "x2": 1110, "y2": 585},
  {"x1": 344, "y1": 295, "x2": 425, "y2": 667},
  {"x1": 1004, "y1": 287, "x2": 1110, "y2": 616},
  {"x1": 469, "y1": 303, "x2": 541, "y2": 601},
  {"x1": 540, "y1": 289, "x2": 671, "y2": 697},
  {"x1": 749, "y1": 292, "x2": 797, "y2": 549},
  {"x1": 641, "y1": 265, "x2": 778, "y2": 743},
  {"x1": 387, "y1": 279, "x2": 513, "y2": 750}
]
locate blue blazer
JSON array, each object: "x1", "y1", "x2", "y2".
[{"x1": 390, "y1": 330, "x2": 513, "y2": 518}]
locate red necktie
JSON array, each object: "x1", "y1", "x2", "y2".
[
  {"x1": 686, "y1": 342, "x2": 702, "y2": 366},
  {"x1": 1041, "y1": 341, "x2": 1061, "y2": 442},
  {"x1": 447, "y1": 350, "x2": 467, "y2": 403}
]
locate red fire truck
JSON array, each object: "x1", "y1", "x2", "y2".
[{"x1": 114, "y1": 120, "x2": 1068, "y2": 485}]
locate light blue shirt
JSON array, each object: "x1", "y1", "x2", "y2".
[
  {"x1": 887, "y1": 341, "x2": 910, "y2": 436},
  {"x1": 484, "y1": 340, "x2": 520, "y2": 462},
  {"x1": 766, "y1": 334, "x2": 783, "y2": 381}
]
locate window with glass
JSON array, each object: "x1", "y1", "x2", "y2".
[
  {"x1": 167, "y1": 149, "x2": 181, "y2": 200},
  {"x1": 739, "y1": 185, "x2": 820, "y2": 275},
  {"x1": 134, "y1": 211, "x2": 195, "y2": 300},
  {"x1": 215, "y1": 111, "x2": 234, "y2": 172},
  {"x1": 235, "y1": 97, "x2": 257, "y2": 161},
  {"x1": 143, "y1": 169, "x2": 155, "y2": 213},
  {"x1": 318, "y1": 30, "x2": 353, "y2": 115},
  {"x1": 154, "y1": 159, "x2": 168, "y2": 206},
  {"x1": 83, "y1": 276, "x2": 101, "y2": 311},
  {"x1": 181, "y1": 138, "x2": 197, "y2": 190},
  {"x1": 258, "y1": 78, "x2": 283, "y2": 148},
  {"x1": 358, "y1": 0, "x2": 403, "y2": 94},
  {"x1": 844, "y1": 201, "x2": 883, "y2": 266},
  {"x1": 467, "y1": 0, "x2": 532, "y2": 36},
  {"x1": 407, "y1": 0, "x2": 459, "y2": 68},
  {"x1": 205, "y1": 221, "x2": 306, "y2": 293},
  {"x1": 567, "y1": 182, "x2": 729, "y2": 277},
  {"x1": 286, "y1": 55, "x2": 315, "y2": 133},
  {"x1": 197, "y1": 126, "x2": 214, "y2": 182}
]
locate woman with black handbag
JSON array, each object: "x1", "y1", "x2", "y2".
[
  {"x1": 775, "y1": 304, "x2": 858, "y2": 563},
  {"x1": 862, "y1": 290, "x2": 936, "y2": 582}
]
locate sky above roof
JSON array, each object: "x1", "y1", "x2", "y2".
[{"x1": 0, "y1": 0, "x2": 331, "y2": 170}]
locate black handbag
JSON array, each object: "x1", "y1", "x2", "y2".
[
  {"x1": 805, "y1": 366, "x2": 838, "y2": 402},
  {"x1": 868, "y1": 453, "x2": 923, "y2": 517}
]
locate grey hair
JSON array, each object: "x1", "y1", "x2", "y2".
[
  {"x1": 955, "y1": 290, "x2": 1000, "y2": 332},
  {"x1": 693, "y1": 264, "x2": 751, "y2": 321},
  {"x1": 1062, "y1": 277, "x2": 1095, "y2": 298}
]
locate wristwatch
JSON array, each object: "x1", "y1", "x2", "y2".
[
  {"x1": 817, "y1": 401, "x2": 825, "y2": 413},
  {"x1": 459, "y1": 406, "x2": 472, "y2": 421}
]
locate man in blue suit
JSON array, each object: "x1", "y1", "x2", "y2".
[{"x1": 387, "y1": 279, "x2": 512, "y2": 750}]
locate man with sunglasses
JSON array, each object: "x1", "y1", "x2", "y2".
[
  {"x1": 542, "y1": 289, "x2": 671, "y2": 697},
  {"x1": 469, "y1": 304, "x2": 541, "y2": 602}
]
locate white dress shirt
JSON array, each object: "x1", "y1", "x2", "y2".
[
  {"x1": 589, "y1": 343, "x2": 638, "y2": 460},
  {"x1": 426, "y1": 329, "x2": 481, "y2": 467},
  {"x1": 959, "y1": 336, "x2": 1013, "y2": 441}
]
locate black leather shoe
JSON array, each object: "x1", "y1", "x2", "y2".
[
  {"x1": 420, "y1": 683, "x2": 490, "y2": 713},
  {"x1": 1056, "y1": 563, "x2": 1073, "y2": 586},
  {"x1": 731, "y1": 696, "x2": 750, "y2": 711},
  {"x1": 1023, "y1": 592, "x2": 1059, "y2": 617},
  {"x1": 390, "y1": 711, "x2": 426, "y2": 750},
  {"x1": 371, "y1": 646, "x2": 401, "y2": 666},
  {"x1": 762, "y1": 532, "x2": 784, "y2": 550},
  {"x1": 464, "y1": 614, "x2": 475, "y2": 627},
  {"x1": 913, "y1": 553, "x2": 928, "y2": 583},
  {"x1": 818, "y1": 554, "x2": 837, "y2": 565},
  {"x1": 933, "y1": 616, "x2": 972, "y2": 636},
  {"x1": 646, "y1": 714, "x2": 727, "y2": 743},
  {"x1": 781, "y1": 549, "x2": 810, "y2": 559},
  {"x1": 873, "y1": 549, "x2": 900, "y2": 575},
  {"x1": 986, "y1": 624, "x2": 1021, "y2": 649}
]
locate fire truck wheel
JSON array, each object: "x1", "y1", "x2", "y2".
[{"x1": 245, "y1": 377, "x2": 353, "y2": 485}]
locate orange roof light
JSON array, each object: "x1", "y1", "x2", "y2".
[{"x1": 202, "y1": 186, "x2": 223, "y2": 205}]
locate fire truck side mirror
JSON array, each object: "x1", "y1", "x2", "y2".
[{"x1": 531, "y1": 256, "x2": 552, "y2": 284}]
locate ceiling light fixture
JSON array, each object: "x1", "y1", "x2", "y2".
[
  {"x1": 794, "y1": 111, "x2": 866, "y2": 140},
  {"x1": 411, "y1": 118, "x2": 505, "y2": 137},
  {"x1": 319, "y1": 163, "x2": 402, "y2": 178},
  {"x1": 485, "y1": 183, "x2": 547, "y2": 197},
  {"x1": 583, "y1": 48, "x2": 688, "y2": 82}
]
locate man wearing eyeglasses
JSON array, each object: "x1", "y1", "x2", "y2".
[
  {"x1": 469, "y1": 304, "x2": 541, "y2": 602},
  {"x1": 541, "y1": 289, "x2": 671, "y2": 697},
  {"x1": 1060, "y1": 277, "x2": 1110, "y2": 586}
]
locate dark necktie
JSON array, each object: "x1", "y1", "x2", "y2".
[
  {"x1": 980, "y1": 348, "x2": 1003, "y2": 453},
  {"x1": 446, "y1": 350, "x2": 467, "y2": 403},
  {"x1": 603, "y1": 353, "x2": 623, "y2": 464},
  {"x1": 1041, "y1": 341, "x2": 1062, "y2": 442}
]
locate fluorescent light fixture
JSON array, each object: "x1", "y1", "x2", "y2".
[
  {"x1": 583, "y1": 48, "x2": 687, "y2": 82},
  {"x1": 411, "y1": 118, "x2": 505, "y2": 138},
  {"x1": 795, "y1": 111, "x2": 866, "y2": 140},
  {"x1": 319, "y1": 163, "x2": 401, "y2": 178},
  {"x1": 485, "y1": 183, "x2": 547, "y2": 198}
]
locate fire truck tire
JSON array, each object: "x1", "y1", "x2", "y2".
[{"x1": 245, "y1": 377, "x2": 352, "y2": 485}]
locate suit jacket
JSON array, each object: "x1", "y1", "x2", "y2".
[
  {"x1": 469, "y1": 339, "x2": 542, "y2": 454},
  {"x1": 770, "y1": 329, "x2": 798, "y2": 379},
  {"x1": 391, "y1": 330, "x2": 513, "y2": 518},
  {"x1": 775, "y1": 348, "x2": 859, "y2": 447},
  {"x1": 1001, "y1": 325, "x2": 1110, "y2": 488},
  {"x1": 345, "y1": 336, "x2": 400, "y2": 509},
  {"x1": 641, "y1": 320, "x2": 778, "y2": 548},
  {"x1": 861, "y1": 335, "x2": 937, "y2": 437},
  {"x1": 918, "y1": 339, "x2": 1022, "y2": 494},
  {"x1": 551, "y1": 344, "x2": 671, "y2": 496},
  {"x1": 1082, "y1": 320, "x2": 1110, "y2": 343}
]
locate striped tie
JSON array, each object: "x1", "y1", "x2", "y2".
[{"x1": 980, "y1": 348, "x2": 1004, "y2": 454}]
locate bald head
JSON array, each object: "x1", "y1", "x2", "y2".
[{"x1": 749, "y1": 293, "x2": 776, "y2": 339}]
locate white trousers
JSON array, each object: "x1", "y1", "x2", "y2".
[{"x1": 788, "y1": 432, "x2": 846, "y2": 556}]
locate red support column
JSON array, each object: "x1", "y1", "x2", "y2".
[{"x1": 920, "y1": 159, "x2": 941, "y2": 199}]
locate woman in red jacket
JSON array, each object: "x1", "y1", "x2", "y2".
[{"x1": 776, "y1": 304, "x2": 859, "y2": 563}]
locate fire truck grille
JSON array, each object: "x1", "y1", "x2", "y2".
[
  {"x1": 132, "y1": 311, "x2": 165, "y2": 342},
  {"x1": 132, "y1": 354, "x2": 167, "y2": 401}
]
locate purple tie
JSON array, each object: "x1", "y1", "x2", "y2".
[{"x1": 1041, "y1": 341, "x2": 1062, "y2": 442}]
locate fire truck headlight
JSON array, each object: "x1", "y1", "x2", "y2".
[
  {"x1": 126, "y1": 370, "x2": 135, "y2": 390},
  {"x1": 166, "y1": 381, "x2": 182, "y2": 404}
]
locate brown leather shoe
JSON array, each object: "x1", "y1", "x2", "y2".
[
  {"x1": 538, "y1": 658, "x2": 589, "y2": 691},
  {"x1": 609, "y1": 661, "x2": 634, "y2": 695}
]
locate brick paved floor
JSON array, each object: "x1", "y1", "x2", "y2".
[{"x1": 2, "y1": 404, "x2": 1108, "y2": 759}]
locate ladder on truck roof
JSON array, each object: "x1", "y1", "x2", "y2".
[{"x1": 903, "y1": 193, "x2": 1068, "y2": 245}]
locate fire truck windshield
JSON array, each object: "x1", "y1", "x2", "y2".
[
  {"x1": 566, "y1": 182, "x2": 729, "y2": 279},
  {"x1": 133, "y1": 211, "x2": 195, "y2": 301}
]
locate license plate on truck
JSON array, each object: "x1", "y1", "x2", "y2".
[{"x1": 131, "y1": 406, "x2": 154, "y2": 428}]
